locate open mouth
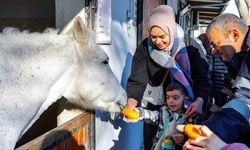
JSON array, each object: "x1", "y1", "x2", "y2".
[{"x1": 168, "y1": 105, "x2": 176, "y2": 109}]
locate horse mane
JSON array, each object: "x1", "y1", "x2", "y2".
[
  {"x1": 1, "y1": 27, "x2": 59, "y2": 36},
  {"x1": 0, "y1": 27, "x2": 74, "y2": 54}
]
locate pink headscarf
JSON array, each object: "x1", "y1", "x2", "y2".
[{"x1": 149, "y1": 5, "x2": 177, "y2": 51}]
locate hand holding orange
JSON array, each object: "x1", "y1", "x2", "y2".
[
  {"x1": 184, "y1": 124, "x2": 202, "y2": 138},
  {"x1": 122, "y1": 107, "x2": 140, "y2": 120}
]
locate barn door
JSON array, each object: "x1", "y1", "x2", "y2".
[{"x1": 0, "y1": 0, "x2": 55, "y2": 32}]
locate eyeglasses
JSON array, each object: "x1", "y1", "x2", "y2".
[
  {"x1": 210, "y1": 44, "x2": 215, "y2": 49},
  {"x1": 210, "y1": 42, "x2": 220, "y2": 50}
]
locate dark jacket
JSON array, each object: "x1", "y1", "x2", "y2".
[
  {"x1": 126, "y1": 34, "x2": 211, "y2": 108},
  {"x1": 203, "y1": 27, "x2": 250, "y2": 146},
  {"x1": 197, "y1": 33, "x2": 228, "y2": 107}
]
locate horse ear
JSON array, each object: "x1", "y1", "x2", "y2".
[{"x1": 73, "y1": 16, "x2": 89, "y2": 45}]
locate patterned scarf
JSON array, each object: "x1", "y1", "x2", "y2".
[{"x1": 148, "y1": 24, "x2": 194, "y2": 100}]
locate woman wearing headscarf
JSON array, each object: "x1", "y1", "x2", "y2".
[{"x1": 126, "y1": 5, "x2": 211, "y2": 150}]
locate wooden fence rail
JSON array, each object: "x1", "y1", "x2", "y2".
[{"x1": 16, "y1": 112, "x2": 95, "y2": 150}]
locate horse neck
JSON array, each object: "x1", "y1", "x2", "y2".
[{"x1": 0, "y1": 31, "x2": 77, "y2": 89}]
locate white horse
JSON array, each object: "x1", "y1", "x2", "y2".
[{"x1": 0, "y1": 17, "x2": 127, "y2": 150}]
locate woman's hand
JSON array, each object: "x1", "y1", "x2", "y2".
[{"x1": 184, "y1": 97, "x2": 203, "y2": 119}]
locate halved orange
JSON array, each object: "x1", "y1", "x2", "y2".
[{"x1": 184, "y1": 124, "x2": 201, "y2": 138}]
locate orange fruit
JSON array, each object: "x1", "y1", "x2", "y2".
[
  {"x1": 184, "y1": 124, "x2": 201, "y2": 138},
  {"x1": 122, "y1": 107, "x2": 140, "y2": 119}
]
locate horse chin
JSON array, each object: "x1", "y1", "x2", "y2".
[
  {"x1": 117, "y1": 90, "x2": 127, "y2": 109},
  {"x1": 107, "y1": 102, "x2": 123, "y2": 113}
]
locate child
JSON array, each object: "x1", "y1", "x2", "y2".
[{"x1": 137, "y1": 82, "x2": 189, "y2": 150}]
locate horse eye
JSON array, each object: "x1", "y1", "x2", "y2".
[{"x1": 102, "y1": 58, "x2": 109, "y2": 64}]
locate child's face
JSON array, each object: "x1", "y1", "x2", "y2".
[{"x1": 166, "y1": 89, "x2": 185, "y2": 113}]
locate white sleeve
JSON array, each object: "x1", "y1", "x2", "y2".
[{"x1": 138, "y1": 107, "x2": 159, "y2": 122}]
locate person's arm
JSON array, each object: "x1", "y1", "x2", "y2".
[
  {"x1": 138, "y1": 107, "x2": 160, "y2": 125},
  {"x1": 184, "y1": 35, "x2": 212, "y2": 119},
  {"x1": 221, "y1": 143, "x2": 250, "y2": 150},
  {"x1": 177, "y1": 124, "x2": 226, "y2": 150},
  {"x1": 126, "y1": 40, "x2": 149, "y2": 109},
  {"x1": 177, "y1": 124, "x2": 250, "y2": 150}
]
